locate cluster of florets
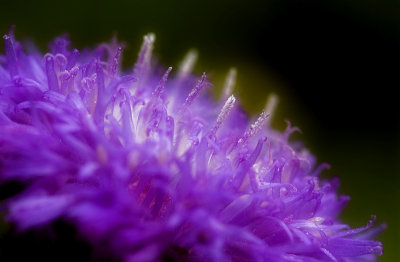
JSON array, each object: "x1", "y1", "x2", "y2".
[{"x1": 0, "y1": 30, "x2": 383, "y2": 261}]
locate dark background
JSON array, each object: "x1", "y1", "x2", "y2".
[{"x1": 1, "y1": 0, "x2": 399, "y2": 261}]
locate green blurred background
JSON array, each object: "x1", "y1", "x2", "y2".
[{"x1": 1, "y1": 0, "x2": 399, "y2": 261}]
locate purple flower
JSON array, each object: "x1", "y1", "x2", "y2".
[{"x1": 0, "y1": 29, "x2": 383, "y2": 262}]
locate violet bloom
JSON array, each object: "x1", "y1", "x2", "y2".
[{"x1": 0, "y1": 30, "x2": 383, "y2": 262}]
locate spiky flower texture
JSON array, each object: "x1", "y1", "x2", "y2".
[{"x1": 0, "y1": 30, "x2": 383, "y2": 262}]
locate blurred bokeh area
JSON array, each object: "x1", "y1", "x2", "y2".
[{"x1": 1, "y1": 0, "x2": 399, "y2": 261}]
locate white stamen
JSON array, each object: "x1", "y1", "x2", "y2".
[
  {"x1": 238, "y1": 111, "x2": 269, "y2": 145},
  {"x1": 222, "y1": 68, "x2": 237, "y2": 99},
  {"x1": 264, "y1": 93, "x2": 278, "y2": 125},
  {"x1": 209, "y1": 95, "x2": 236, "y2": 137},
  {"x1": 177, "y1": 49, "x2": 198, "y2": 80},
  {"x1": 134, "y1": 33, "x2": 155, "y2": 77}
]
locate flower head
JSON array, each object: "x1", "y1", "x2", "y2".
[{"x1": 0, "y1": 29, "x2": 383, "y2": 261}]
